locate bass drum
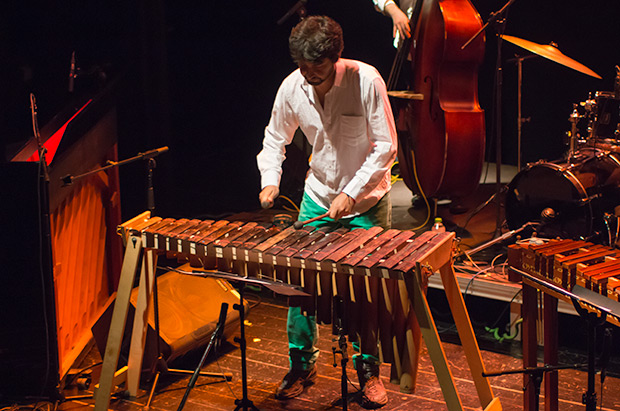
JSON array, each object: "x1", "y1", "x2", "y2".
[{"x1": 506, "y1": 148, "x2": 620, "y2": 239}]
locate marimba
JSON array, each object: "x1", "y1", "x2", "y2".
[
  {"x1": 95, "y1": 212, "x2": 502, "y2": 411},
  {"x1": 508, "y1": 239, "x2": 620, "y2": 310},
  {"x1": 508, "y1": 239, "x2": 620, "y2": 411}
]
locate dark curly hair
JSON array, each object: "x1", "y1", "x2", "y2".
[{"x1": 289, "y1": 15, "x2": 344, "y2": 64}]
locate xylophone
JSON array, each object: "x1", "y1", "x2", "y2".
[
  {"x1": 508, "y1": 238, "x2": 620, "y2": 307},
  {"x1": 508, "y1": 238, "x2": 620, "y2": 411},
  {"x1": 119, "y1": 213, "x2": 452, "y2": 382},
  {"x1": 95, "y1": 212, "x2": 501, "y2": 411}
]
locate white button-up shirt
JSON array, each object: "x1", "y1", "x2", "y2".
[{"x1": 257, "y1": 58, "x2": 397, "y2": 216}]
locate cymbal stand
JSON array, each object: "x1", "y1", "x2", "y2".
[
  {"x1": 507, "y1": 54, "x2": 535, "y2": 170},
  {"x1": 568, "y1": 103, "x2": 584, "y2": 159},
  {"x1": 462, "y1": 0, "x2": 519, "y2": 237}
]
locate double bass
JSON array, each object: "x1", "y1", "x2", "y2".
[{"x1": 389, "y1": 0, "x2": 486, "y2": 203}]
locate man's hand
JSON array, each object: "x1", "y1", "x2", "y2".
[
  {"x1": 259, "y1": 185, "x2": 280, "y2": 209},
  {"x1": 385, "y1": 3, "x2": 410, "y2": 40},
  {"x1": 328, "y1": 192, "x2": 355, "y2": 220}
]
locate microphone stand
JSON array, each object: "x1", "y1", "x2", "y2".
[
  {"x1": 60, "y1": 146, "x2": 169, "y2": 186},
  {"x1": 462, "y1": 0, "x2": 519, "y2": 237},
  {"x1": 454, "y1": 221, "x2": 537, "y2": 260},
  {"x1": 136, "y1": 150, "x2": 232, "y2": 410},
  {"x1": 30, "y1": 93, "x2": 59, "y2": 400},
  {"x1": 331, "y1": 296, "x2": 349, "y2": 410}
]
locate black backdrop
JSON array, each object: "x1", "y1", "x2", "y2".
[{"x1": 2, "y1": 0, "x2": 620, "y2": 221}]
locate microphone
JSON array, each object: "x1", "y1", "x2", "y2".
[
  {"x1": 332, "y1": 296, "x2": 346, "y2": 334},
  {"x1": 68, "y1": 51, "x2": 76, "y2": 93},
  {"x1": 61, "y1": 174, "x2": 74, "y2": 186},
  {"x1": 140, "y1": 146, "x2": 169, "y2": 159}
]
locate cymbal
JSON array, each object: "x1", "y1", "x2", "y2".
[{"x1": 502, "y1": 35, "x2": 602, "y2": 79}]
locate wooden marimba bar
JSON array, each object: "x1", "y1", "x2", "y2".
[
  {"x1": 95, "y1": 212, "x2": 501, "y2": 411},
  {"x1": 508, "y1": 239, "x2": 620, "y2": 309},
  {"x1": 125, "y1": 214, "x2": 450, "y2": 282},
  {"x1": 508, "y1": 239, "x2": 620, "y2": 411}
]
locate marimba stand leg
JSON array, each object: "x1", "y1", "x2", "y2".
[
  {"x1": 94, "y1": 236, "x2": 230, "y2": 411},
  {"x1": 94, "y1": 234, "x2": 144, "y2": 410},
  {"x1": 403, "y1": 261, "x2": 501, "y2": 411}
]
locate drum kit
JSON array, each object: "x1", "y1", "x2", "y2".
[{"x1": 499, "y1": 36, "x2": 620, "y2": 242}]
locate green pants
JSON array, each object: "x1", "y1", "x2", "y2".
[{"x1": 287, "y1": 191, "x2": 391, "y2": 370}]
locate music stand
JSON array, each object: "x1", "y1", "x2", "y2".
[
  {"x1": 483, "y1": 364, "x2": 584, "y2": 411},
  {"x1": 177, "y1": 302, "x2": 229, "y2": 411},
  {"x1": 174, "y1": 267, "x2": 310, "y2": 411}
]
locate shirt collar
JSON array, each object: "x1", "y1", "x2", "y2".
[
  {"x1": 333, "y1": 58, "x2": 345, "y2": 88},
  {"x1": 300, "y1": 58, "x2": 346, "y2": 101}
]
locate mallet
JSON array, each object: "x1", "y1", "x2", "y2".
[{"x1": 293, "y1": 212, "x2": 330, "y2": 229}]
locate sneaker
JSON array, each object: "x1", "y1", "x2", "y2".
[
  {"x1": 361, "y1": 376, "x2": 388, "y2": 409},
  {"x1": 275, "y1": 366, "x2": 317, "y2": 400}
]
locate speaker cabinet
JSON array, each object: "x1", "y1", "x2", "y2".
[{"x1": 92, "y1": 269, "x2": 247, "y2": 372}]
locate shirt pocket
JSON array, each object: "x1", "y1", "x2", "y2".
[{"x1": 339, "y1": 115, "x2": 366, "y2": 146}]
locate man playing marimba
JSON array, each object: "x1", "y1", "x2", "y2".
[{"x1": 257, "y1": 15, "x2": 397, "y2": 409}]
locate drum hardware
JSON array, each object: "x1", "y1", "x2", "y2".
[
  {"x1": 486, "y1": 33, "x2": 601, "y2": 237},
  {"x1": 507, "y1": 53, "x2": 536, "y2": 170},
  {"x1": 568, "y1": 103, "x2": 585, "y2": 158},
  {"x1": 506, "y1": 147, "x2": 620, "y2": 241},
  {"x1": 501, "y1": 34, "x2": 600, "y2": 174},
  {"x1": 590, "y1": 91, "x2": 620, "y2": 141}
]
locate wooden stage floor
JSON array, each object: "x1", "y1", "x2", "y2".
[{"x1": 61, "y1": 292, "x2": 620, "y2": 411}]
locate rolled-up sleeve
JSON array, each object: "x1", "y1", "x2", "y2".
[{"x1": 373, "y1": 0, "x2": 394, "y2": 13}]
